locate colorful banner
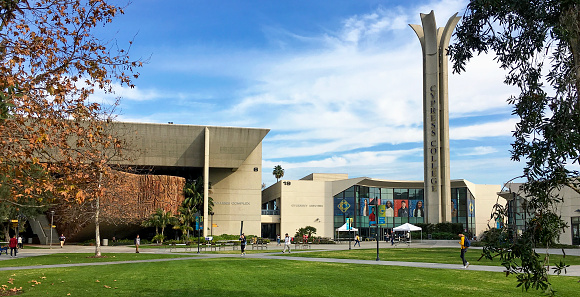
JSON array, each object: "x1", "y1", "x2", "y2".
[
  {"x1": 369, "y1": 205, "x2": 376, "y2": 226},
  {"x1": 378, "y1": 205, "x2": 386, "y2": 226}
]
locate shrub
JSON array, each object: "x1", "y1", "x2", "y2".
[{"x1": 430, "y1": 232, "x2": 457, "y2": 240}]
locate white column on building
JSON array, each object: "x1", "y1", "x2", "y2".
[{"x1": 203, "y1": 127, "x2": 210, "y2": 237}]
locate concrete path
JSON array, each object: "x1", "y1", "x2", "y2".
[{"x1": 1, "y1": 241, "x2": 579, "y2": 277}]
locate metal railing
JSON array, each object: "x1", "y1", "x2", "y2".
[{"x1": 261, "y1": 209, "x2": 280, "y2": 215}]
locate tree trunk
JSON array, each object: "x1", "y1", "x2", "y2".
[
  {"x1": 2, "y1": 224, "x2": 9, "y2": 242},
  {"x1": 95, "y1": 172, "x2": 102, "y2": 257}
]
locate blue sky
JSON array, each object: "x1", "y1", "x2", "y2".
[{"x1": 93, "y1": 0, "x2": 531, "y2": 187}]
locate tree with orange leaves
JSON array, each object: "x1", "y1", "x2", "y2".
[{"x1": 0, "y1": 1, "x2": 142, "y2": 256}]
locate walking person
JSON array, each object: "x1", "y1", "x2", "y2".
[
  {"x1": 59, "y1": 234, "x2": 66, "y2": 248},
  {"x1": 354, "y1": 234, "x2": 361, "y2": 247},
  {"x1": 459, "y1": 233, "x2": 469, "y2": 268},
  {"x1": 17, "y1": 236, "x2": 23, "y2": 249},
  {"x1": 9, "y1": 235, "x2": 18, "y2": 257},
  {"x1": 135, "y1": 235, "x2": 140, "y2": 253},
  {"x1": 276, "y1": 234, "x2": 281, "y2": 246},
  {"x1": 240, "y1": 233, "x2": 247, "y2": 256},
  {"x1": 282, "y1": 233, "x2": 291, "y2": 253}
]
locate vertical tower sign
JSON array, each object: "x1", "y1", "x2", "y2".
[{"x1": 410, "y1": 11, "x2": 460, "y2": 223}]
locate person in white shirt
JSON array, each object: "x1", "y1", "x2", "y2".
[{"x1": 282, "y1": 233, "x2": 291, "y2": 253}]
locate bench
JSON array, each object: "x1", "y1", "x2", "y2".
[
  {"x1": 392, "y1": 237, "x2": 410, "y2": 247},
  {"x1": 251, "y1": 239, "x2": 268, "y2": 250},
  {"x1": 251, "y1": 242, "x2": 267, "y2": 250},
  {"x1": 293, "y1": 243, "x2": 311, "y2": 249},
  {"x1": 168, "y1": 242, "x2": 194, "y2": 252},
  {"x1": 219, "y1": 242, "x2": 235, "y2": 251}
]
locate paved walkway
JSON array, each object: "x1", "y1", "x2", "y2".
[{"x1": 1, "y1": 240, "x2": 579, "y2": 277}]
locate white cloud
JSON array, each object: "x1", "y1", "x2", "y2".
[
  {"x1": 451, "y1": 119, "x2": 517, "y2": 140},
  {"x1": 89, "y1": 82, "x2": 162, "y2": 104},
  {"x1": 262, "y1": 148, "x2": 424, "y2": 185},
  {"x1": 458, "y1": 146, "x2": 498, "y2": 156}
]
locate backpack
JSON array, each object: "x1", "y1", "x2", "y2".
[{"x1": 464, "y1": 237, "x2": 471, "y2": 248}]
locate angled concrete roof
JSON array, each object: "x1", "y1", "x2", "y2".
[{"x1": 117, "y1": 122, "x2": 269, "y2": 169}]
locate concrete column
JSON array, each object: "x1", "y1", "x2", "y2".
[
  {"x1": 203, "y1": 127, "x2": 210, "y2": 237},
  {"x1": 410, "y1": 11, "x2": 460, "y2": 223}
]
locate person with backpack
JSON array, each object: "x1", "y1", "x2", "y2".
[
  {"x1": 239, "y1": 233, "x2": 247, "y2": 256},
  {"x1": 59, "y1": 234, "x2": 66, "y2": 248},
  {"x1": 354, "y1": 234, "x2": 361, "y2": 247},
  {"x1": 458, "y1": 233, "x2": 470, "y2": 268}
]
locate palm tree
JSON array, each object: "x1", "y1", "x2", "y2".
[
  {"x1": 174, "y1": 206, "x2": 196, "y2": 238},
  {"x1": 183, "y1": 180, "x2": 202, "y2": 213},
  {"x1": 181, "y1": 177, "x2": 214, "y2": 239},
  {"x1": 142, "y1": 208, "x2": 174, "y2": 244},
  {"x1": 273, "y1": 165, "x2": 284, "y2": 182},
  {"x1": 183, "y1": 177, "x2": 214, "y2": 214}
]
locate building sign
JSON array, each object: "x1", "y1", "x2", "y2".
[
  {"x1": 428, "y1": 84, "x2": 439, "y2": 193},
  {"x1": 216, "y1": 201, "x2": 250, "y2": 205},
  {"x1": 338, "y1": 199, "x2": 350, "y2": 213}
]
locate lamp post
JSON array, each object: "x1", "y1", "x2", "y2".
[
  {"x1": 347, "y1": 217, "x2": 352, "y2": 250},
  {"x1": 49, "y1": 211, "x2": 55, "y2": 249},
  {"x1": 376, "y1": 225, "x2": 380, "y2": 261},
  {"x1": 210, "y1": 212, "x2": 214, "y2": 236},
  {"x1": 371, "y1": 200, "x2": 379, "y2": 261}
]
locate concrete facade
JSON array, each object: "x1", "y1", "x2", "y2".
[
  {"x1": 116, "y1": 122, "x2": 270, "y2": 237},
  {"x1": 501, "y1": 183, "x2": 580, "y2": 245},
  {"x1": 262, "y1": 173, "x2": 502, "y2": 240}
]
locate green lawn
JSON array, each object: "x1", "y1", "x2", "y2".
[
  {"x1": 281, "y1": 248, "x2": 580, "y2": 266},
  {"x1": 1, "y1": 258, "x2": 578, "y2": 296},
  {"x1": 0, "y1": 253, "x2": 194, "y2": 268}
]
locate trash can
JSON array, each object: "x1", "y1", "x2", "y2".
[
  {"x1": 28, "y1": 238, "x2": 33, "y2": 244},
  {"x1": 102, "y1": 239, "x2": 108, "y2": 246}
]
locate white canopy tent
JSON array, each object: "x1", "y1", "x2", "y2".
[
  {"x1": 392, "y1": 223, "x2": 422, "y2": 242},
  {"x1": 336, "y1": 223, "x2": 358, "y2": 232},
  {"x1": 335, "y1": 223, "x2": 358, "y2": 242}
]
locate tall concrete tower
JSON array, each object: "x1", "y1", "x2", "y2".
[{"x1": 409, "y1": 11, "x2": 460, "y2": 224}]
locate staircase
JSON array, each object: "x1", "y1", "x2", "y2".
[{"x1": 29, "y1": 215, "x2": 59, "y2": 245}]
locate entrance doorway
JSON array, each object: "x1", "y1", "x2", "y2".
[
  {"x1": 572, "y1": 217, "x2": 580, "y2": 245},
  {"x1": 261, "y1": 223, "x2": 277, "y2": 239}
]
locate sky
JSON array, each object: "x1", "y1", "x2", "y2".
[{"x1": 92, "y1": 0, "x2": 530, "y2": 188}]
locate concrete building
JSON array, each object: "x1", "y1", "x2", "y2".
[
  {"x1": 499, "y1": 183, "x2": 580, "y2": 245},
  {"x1": 261, "y1": 173, "x2": 501, "y2": 240},
  {"x1": 119, "y1": 122, "x2": 270, "y2": 238},
  {"x1": 29, "y1": 122, "x2": 270, "y2": 243}
]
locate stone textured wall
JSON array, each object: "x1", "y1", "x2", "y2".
[
  {"x1": 101, "y1": 171, "x2": 185, "y2": 220},
  {"x1": 56, "y1": 171, "x2": 185, "y2": 241}
]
